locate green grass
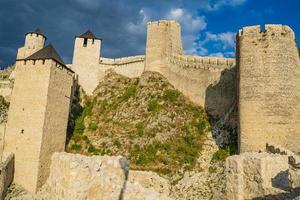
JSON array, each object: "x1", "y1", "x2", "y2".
[
  {"x1": 136, "y1": 122, "x2": 145, "y2": 137},
  {"x1": 147, "y1": 99, "x2": 159, "y2": 112},
  {"x1": 163, "y1": 89, "x2": 180, "y2": 102},
  {"x1": 71, "y1": 144, "x2": 82, "y2": 151},
  {"x1": 130, "y1": 132, "x2": 204, "y2": 174},
  {"x1": 122, "y1": 85, "x2": 137, "y2": 101},
  {"x1": 212, "y1": 143, "x2": 238, "y2": 161},
  {"x1": 88, "y1": 122, "x2": 98, "y2": 131}
]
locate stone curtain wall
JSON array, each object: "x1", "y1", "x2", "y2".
[
  {"x1": 161, "y1": 55, "x2": 236, "y2": 117},
  {"x1": 99, "y1": 55, "x2": 145, "y2": 78},
  {"x1": 237, "y1": 25, "x2": 300, "y2": 154}
]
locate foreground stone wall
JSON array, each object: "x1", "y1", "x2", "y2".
[
  {"x1": 226, "y1": 152, "x2": 290, "y2": 200},
  {"x1": 37, "y1": 152, "x2": 172, "y2": 200},
  {"x1": 237, "y1": 25, "x2": 300, "y2": 154}
]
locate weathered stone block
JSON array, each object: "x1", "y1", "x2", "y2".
[
  {"x1": 0, "y1": 152, "x2": 14, "y2": 200},
  {"x1": 226, "y1": 152, "x2": 289, "y2": 200}
]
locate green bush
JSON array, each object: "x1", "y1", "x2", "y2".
[
  {"x1": 163, "y1": 89, "x2": 180, "y2": 102},
  {"x1": 88, "y1": 145, "x2": 96, "y2": 153},
  {"x1": 74, "y1": 116, "x2": 85, "y2": 134},
  {"x1": 197, "y1": 121, "x2": 207, "y2": 134},
  {"x1": 122, "y1": 85, "x2": 137, "y2": 100},
  {"x1": 212, "y1": 148, "x2": 230, "y2": 161},
  {"x1": 136, "y1": 154, "x2": 150, "y2": 165},
  {"x1": 147, "y1": 99, "x2": 159, "y2": 112},
  {"x1": 71, "y1": 144, "x2": 82, "y2": 151}
]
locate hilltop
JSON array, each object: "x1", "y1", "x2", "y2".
[{"x1": 65, "y1": 71, "x2": 229, "y2": 199}]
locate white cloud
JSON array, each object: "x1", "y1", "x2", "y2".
[
  {"x1": 198, "y1": 0, "x2": 247, "y2": 11},
  {"x1": 126, "y1": 9, "x2": 148, "y2": 35},
  {"x1": 209, "y1": 52, "x2": 224, "y2": 57},
  {"x1": 205, "y1": 32, "x2": 236, "y2": 49},
  {"x1": 196, "y1": 31, "x2": 236, "y2": 57},
  {"x1": 166, "y1": 8, "x2": 207, "y2": 54}
]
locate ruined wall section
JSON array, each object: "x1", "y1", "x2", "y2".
[{"x1": 237, "y1": 25, "x2": 300, "y2": 154}]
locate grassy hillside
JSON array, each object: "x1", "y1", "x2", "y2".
[{"x1": 67, "y1": 71, "x2": 212, "y2": 177}]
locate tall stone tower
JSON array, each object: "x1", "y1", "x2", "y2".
[
  {"x1": 145, "y1": 20, "x2": 183, "y2": 72},
  {"x1": 16, "y1": 28, "x2": 46, "y2": 60},
  {"x1": 237, "y1": 25, "x2": 300, "y2": 154},
  {"x1": 71, "y1": 30, "x2": 102, "y2": 94},
  {"x1": 4, "y1": 44, "x2": 74, "y2": 193}
]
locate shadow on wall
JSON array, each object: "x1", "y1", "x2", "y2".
[
  {"x1": 204, "y1": 66, "x2": 238, "y2": 148},
  {"x1": 253, "y1": 187, "x2": 300, "y2": 200}
]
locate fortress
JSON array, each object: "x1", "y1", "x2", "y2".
[{"x1": 0, "y1": 20, "x2": 299, "y2": 196}]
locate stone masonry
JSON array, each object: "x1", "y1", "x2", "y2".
[
  {"x1": 237, "y1": 25, "x2": 300, "y2": 154},
  {"x1": 3, "y1": 43, "x2": 74, "y2": 193}
]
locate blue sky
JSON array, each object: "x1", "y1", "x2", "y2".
[{"x1": 0, "y1": 0, "x2": 299, "y2": 67}]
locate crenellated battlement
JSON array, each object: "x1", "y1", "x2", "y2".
[
  {"x1": 100, "y1": 55, "x2": 145, "y2": 65},
  {"x1": 147, "y1": 20, "x2": 180, "y2": 27},
  {"x1": 168, "y1": 55, "x2": 235, "y2": 71},
  {"x1": 238, "y1": 24, "x2": 295, "y2": 38}
]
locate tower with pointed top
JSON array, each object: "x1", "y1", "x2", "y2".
[
  {"x1": 4, "y1": 43, "x2": 74, "y2": 193},
  {"x1": 16, "y1": 28, "x2": 46, "y2": 60},
  {"x1": 71, "y1": 30, "x2": 102, "y2": 94}
]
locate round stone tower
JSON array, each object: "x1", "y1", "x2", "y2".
[
  {"x1": 16, "y1": 28, "x2": 46, "y2": 60},
  {"x1": 237, "y1": 24, "x2": 300, "y2": 154}
]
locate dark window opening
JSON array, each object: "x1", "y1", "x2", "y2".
[
  {"x1": 21, "y1": 129, "x2": 24, "y2": 134},
  {"x1": 92, "y1": 39, "x2": 95, "y2": 44},
  {"x1": 83, "y1": 38, "x2": 88, "y2": 47},
  {"x1": 42, "y1": 60, "x2": 45, "y2": 64}
]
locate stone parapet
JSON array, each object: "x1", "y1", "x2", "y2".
[
  {"x1": 100, "y1": 55, "x2": 145, "y2": 65},
  {"x1": 168, "y1": 55, "x2": 235, "y2": 71}
]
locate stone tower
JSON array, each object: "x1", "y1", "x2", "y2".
[
  {"x1": 71, "y1": 30, "x2": 102, "y2": 94},
  {"x1": 16, "y1": 28, "x2": 46, "y2": 60},
  {"x1": 237, "y1": 25, "x2": 300, "y2": 154},
  {"x1": 4, "y1": 44, "x2": 74, "y2": 193},
  {"x1": 145, "y1": 20, "x2": 183, "y2": 72}
]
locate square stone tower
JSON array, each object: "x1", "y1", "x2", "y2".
[
  {"x1": 4, "y1": 44, "x2": 74, "y2": 193},
  {"x1": 71, "y1": 30, "x2": 102, "y2": 95},
  {"x1": 145, "y1": 20, "x2": 183, "y2": 73}
]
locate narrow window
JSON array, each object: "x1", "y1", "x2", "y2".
[
  {"x1": 21, "y1": 129, "x2": 24, "y2": 134},
  {"x1": 83, "y1": 38, "x2": 88, "y2": 47},
  {"x1": 92, "y1": 39, "x2": 95, "y2": 44},
  {"x1": 42, "y1": 59, "x2": 45, "y2": 64},
  {"x1": 33, "y1": 60, "x2": 36, "y2": 65}
]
